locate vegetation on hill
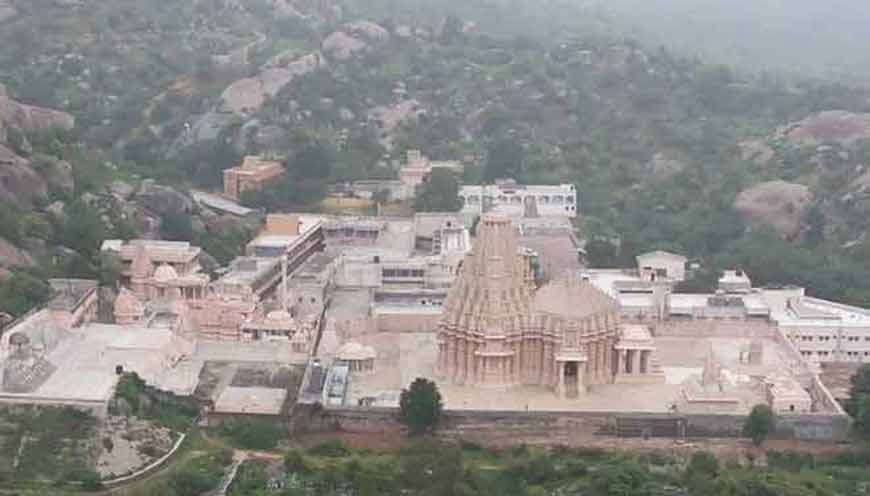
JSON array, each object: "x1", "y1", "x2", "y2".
[
  {"x1": 221, "y1": 439, "x2": 870, "y2": 496},
  {"x1": 2, "y1": 0, "x2": 870, "y2": 311}
]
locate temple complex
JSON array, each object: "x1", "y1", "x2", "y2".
[{"x1": 437, "y1": 214, "x2": 662, "y2": 397}]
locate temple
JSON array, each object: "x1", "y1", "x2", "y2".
[{"x1": 437, "y1": 214, "x2": 662, "y2": 397}]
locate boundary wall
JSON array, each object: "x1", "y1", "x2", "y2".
[{"x1": 293, "y1": 405, "x2": 851, "y2": 443}]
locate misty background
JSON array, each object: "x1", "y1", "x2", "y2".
[{"x1": 349, "y1": 0, "x2": 870, "y2": 84}]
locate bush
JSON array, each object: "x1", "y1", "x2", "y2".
[
  {"x1": 686, "y1": 451, "x2": 719, "y2": 479},
  {"x1": 766, "y1": 450, "x2": 815, "y2": 472},
  {"x1": 308, "y1": 439, "x2": 350, "y2": 458},
  {"x1": 743, "y1": 404, "x2": 776, "y2": 446},
  {"x1": 285, "y1": 449, "x2": 311, "y2": 473},
  {"x1": 218, "y1": 418, "x2": 285, "y2": 450}
]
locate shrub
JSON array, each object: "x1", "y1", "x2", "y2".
[
  {"x1": 218, "y1": 418, "x2": 285, "y2": 450},
  {"x1": 686, "y1": 451, "x2": 719, "y2": 480},
  {"x1": 308, "y1": 439, "x2": 350, "y2": 458},
  {"x1": 743, "y1": 404, "x2": 775, "y2": 446},
  {"x1": 285, "y1": 449, "x2": 311, "y2": 473}
]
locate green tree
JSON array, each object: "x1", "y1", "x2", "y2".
[
  {"x1": 399, "y1": 378, "x2": 443, "y2": 436},
  {"x1": 484, "y1": 139, "x2": 524, "y2": 182},
  {"x1": 743, "y1": 404, "x2": 775, "y2": 446},
  {"x1": 61, "y1": 200, "x2": 105, "y2": 259},
  {"x1": 414, "y1": 167, "x2": 461, "y2": 212},
  {"x1": 0, "y1": 271, "x2": 51, "y2": 317},
  {"x1": 846, "y1": 364, "x2": 870, "y2": 438}
]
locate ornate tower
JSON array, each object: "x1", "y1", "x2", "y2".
[{"x1": 437, "y1": 214, "x2": 535, "y2": 387}]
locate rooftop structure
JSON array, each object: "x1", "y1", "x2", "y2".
[
  {"x1": 211, "y1": 257, "x2": 283, "y2": 302},
  {"x1": 213, "y1": 386, "x2": 288, "y2": 416},
  {"x1": 223, "y1": 155, "x2": 285, "y2": 201},
  {"x1": 398, "y1": 149, "x2": 463, "y2": 192},
  {"x1": 636, "y1": 250, "x2": 687, "y2": 283},
  {"x1": 459, "y1": 180, "x2": 578, "y2": 219}
]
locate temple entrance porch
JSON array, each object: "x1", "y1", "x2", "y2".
[{"x1": 555, "y1": 352, "x2": 587, "y2": 399}]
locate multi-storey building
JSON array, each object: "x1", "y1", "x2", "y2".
[
  {"x1": 222, "y1": 155, "x2": 284, "y2": 201},
  {"x1": 459, "y1": 180, "x2": 578, "y2": 219}
]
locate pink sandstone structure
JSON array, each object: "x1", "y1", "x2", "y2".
[{"x1": 437, "y1": 214, "x2": 662, "y2": 398}]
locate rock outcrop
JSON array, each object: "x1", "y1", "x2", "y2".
[
  {"x1": 0, "y1": 237, "x2": 34, "y2": 269},
  {"x1": 344, "y1": 21, "x2": 390, "y2": 42},
  {"x1": 0, "y1": 145, "x2": 47, "y2": 206},
  {"x1": 734, "y1": 180, "x2": 813, "y2": 239},
  {"x1": 220, "y1": 53, "x2": 323, "y2": 115},
  {"x1": 135, "y1": 181, "x2": 193, "y2": 217},
  {"x1": 322, "y1": 31, "x2": 367, "y2": 61},
  {"x1": 783, "y1": 111, "x2": 870, "y2": 147},
  {"x1": 0, "y1": 83, "x2": 75, "y2": 134}
]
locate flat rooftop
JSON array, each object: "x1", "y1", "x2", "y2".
[
  {"x1": 214, "y1": 386, "x2": 287, "y2": 415},
  {"x1": 327, "y1": 289, "x2": 372, "y2": 321},
  {"x1": 773, "y1": 297, "x2": 870, "y2": 328},
  {"x1": 217, "y1": 257, "x2": 280, "y2": 286}
]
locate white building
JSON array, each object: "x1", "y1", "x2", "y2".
[
  {"x1": 635, "y1": 250, "x2": 687, "y2": 283},
  {"x1": 459, "y1": 180, "x2": 578, "y2": 219}
]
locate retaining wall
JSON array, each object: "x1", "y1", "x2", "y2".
[{"x1": 294, "y1": 405, "x2": 852, "y2": 443}]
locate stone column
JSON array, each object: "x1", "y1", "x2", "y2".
[
  {"x1": 557, "y1": 361, "x2": 565, "y2": 399},
  {"x1": 576, "y1": 361, "x2": 586, "y2": 396},
  {"x1": 633, "y1": 349, "x2": 642, "y2": 376}
]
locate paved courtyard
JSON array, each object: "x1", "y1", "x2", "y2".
[{"x1": 342, "y1": 332, "x2": 798, "y2": 414}]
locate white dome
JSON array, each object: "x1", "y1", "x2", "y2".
[
  {"x1": 153, "y1": 264, "x2": 179, "y2": 282},
  {"x1": 266, "y1": 310, "x2": 293, "y2": 322}
]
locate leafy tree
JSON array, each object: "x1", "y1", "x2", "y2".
[
  {"x1": 744, "y1": 404, "x2": 776, "y2": 446},
  {"x1": 414, "y1": 167, "x2": 461, "y2": 212},
  {"x1": 161, "y1": 212, "x2": 195, "y2": 242},
  {"x1": 846, "y1": 364, "x2": 870, "y2": 438},
  {"x1": 0, "y1": 270, "x2": 51, "y2": 317},
  {"x1": 484, "y1": 139, "x2": 524, "y2": 182},
  {"x1": 399, "y1": 378, "x2": 443, "y2": 436},
  {"x1": 60, "y1": 200, "x2": 105, "y2": 260}
]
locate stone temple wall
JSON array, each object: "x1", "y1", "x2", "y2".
[
  {"x1": 646, "y1": 318, "x2": 776, "y2": 339},
  {"x1": 292, "y1": 404, "x2": 851, "y2": 442}
]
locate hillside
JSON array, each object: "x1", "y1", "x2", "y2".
[{"x1": 2, "y1": 0, "x2": 870, "y2": 314}]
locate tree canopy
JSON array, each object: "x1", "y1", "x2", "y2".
[
  {"x1": 399, "y1": 378, "x2": 443, "y2": 436},
  {"x1": 743, "y1": 404, "x2": 776, "y2": 446},
  {"x1": 414, "y1": 167, "x2": 461, "y2": 212}
]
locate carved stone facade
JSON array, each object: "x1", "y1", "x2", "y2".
[{"x1": 437, "y1": 214, "x2": 657, "y2": 397}]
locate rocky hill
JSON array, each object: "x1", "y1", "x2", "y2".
[{"x1": 3, "y1": 0, "x2": 870, "y2": 313}]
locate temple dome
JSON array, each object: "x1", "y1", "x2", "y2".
[
  {"x1": 114, "y1": 287, "x2": 144, "y2": 316},
  {"x1": 153, "y1": 264, "x2": 179, "y2": 282},
  {"x1": 266, "y1": 310, "x2": 293, "y2": 322},
  {"x1": 533, "y1": 278, "x2": 617, "y2": 320}
]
